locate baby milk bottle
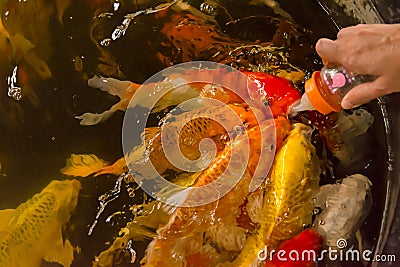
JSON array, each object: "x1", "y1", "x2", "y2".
[{"x1": 291, "y1": 64, "x2": 374, "y2": 115}]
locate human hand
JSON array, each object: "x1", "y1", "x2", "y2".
[{"x1": 316, "y1": 24, "x2": 400, "y2": 109}]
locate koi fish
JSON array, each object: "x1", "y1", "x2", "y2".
[
  {"x1": 77, "y1": 70, "x2": 247, "y2": 125},
  {"x1": 0, "y1": 179, "x2": 81, "y2": 267},
  {"x1": 63, "y1": 114, "x2": 291, "y2": 181},
  {"x1": 224, "y1": 123, "x2": 320, "y2": 266},
  {"x1": 307, "y1": 109, "x2": 374, "y2": 174},
  {"x1": 91, "y1": 117, "x2": 292, "y2": 267},
  {"x1": 313, "y1": 174, "x2": 372, "y2": 250},
  {"x1": 158, "y1": 12, "x2": 305, "y2": 83},
  {"x1": 61, "y1": 154, "x2": 109, "y2": 177},
  {"x1": 77, "y1": 70, "x2": 300, "y2": 126},
  {"x1": 93, "y1": 201, "x2": 170, "y2": 267},
  {"x1": 76, "y1": 74, "x2": 227, "y2": 126},
  {"x1": 243, "y1": 71, "x2": 301, "y2": 117},
  {"x1": 265, "y1": 229, "x2": 324, "y2": 267},
  {"x1": 141, "y1": 119, "x2": 284, "y2": 267},
  {"x1": 65, "y1": 101, "x2": 270, "y2": 177},
  {"x1": 1, "y1": 0, "x2": 53, "y2": 80}
]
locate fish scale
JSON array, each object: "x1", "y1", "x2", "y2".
[
  {"x1": 0, "y1": 179, "x2": 81, "y2": 267},
  {"x1": 0, "y1": 193, "x2": 56, "y2": 266},
  {"x1": 94, "y1": 103, "x2": 262, "y2": 177},
  {"x1": 225, "y1": 123, "x2": 320, "y2": 267},
  {"x1": 90, "y1": 117, "x2": 291, "y2": 266},
  {"x1": 142, "y1": 119, "x2": 284, "y2": 266}
]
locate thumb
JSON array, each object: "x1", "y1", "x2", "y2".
[
  {"x1": 341, "y1": 76, "x2": 389, "y2": 109},
  {"x1": 315, "y1": 38, "x2": 339, "y2": 63}
]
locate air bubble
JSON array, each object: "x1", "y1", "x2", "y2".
[
  {"x1": 171, "y1": 251, "x2": 184, "y2": 261},
  {"x1": 200, "y1": 2, "x2": 218, "y2": 16},
  {"x1": 100, "y1": 38, "x2": 112, "y2": 47},
  {"x1": 111, "y1": 27, "x2": 124, "y2": 40},
  {"x1": 127, "y1": 188, "x2": 135, "y2": 198},
  {"x1": 8, "y1": 87, "x2": 22, "y2": 100},
  {"x1": 113, "y1": 0, "x2": 120, "y2": 11},
  {"x1": 313, "y1": 207, "x2": 321, "y2": 215}
]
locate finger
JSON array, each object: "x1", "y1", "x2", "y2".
[
  {"x1": 315, "y1": 38, "x2": 339, "y2": 63},
  {"x1": 337, "y1": 24, "x2": 368, "y2": 38},
  {"x1": 341, "y1": 76, "x2": 390, "y2": 109}
]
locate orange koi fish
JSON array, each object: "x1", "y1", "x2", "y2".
[
  {"x1": 64, "y1": 100, "x2": 270, "y2": 178},
  {"x1": 89, "y1": 117, "x2": 291, "y2": 266},
  {"x1": 141, "y1": 118, "x2": 291, "y2": 266}
]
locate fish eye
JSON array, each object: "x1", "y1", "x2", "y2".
[{"x1": 261, "y1": 96, "x2": 270, "y2": 106}]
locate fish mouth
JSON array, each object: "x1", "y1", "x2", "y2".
[{"x1": 292, "y1": 123, "x2": 313, "y2": 137}]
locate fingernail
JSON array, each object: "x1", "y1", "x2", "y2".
[{"x1": 341, "y1": 99, "x2": 358, "y2": 109}]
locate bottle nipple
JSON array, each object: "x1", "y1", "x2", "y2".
[{"x1": 289, "y1": 93, "x2": 315, "y2": 115}]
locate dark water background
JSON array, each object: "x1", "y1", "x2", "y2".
[{"x1": 0, "y1": 0, "x2": 388, "y2": 266}]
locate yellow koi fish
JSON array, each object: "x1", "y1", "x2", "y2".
[
  {"x1": 224, "y1": 123, "x2": 320, "y2": 266},
  {"x1": 0, "y1": 179, "x2": 81, "y2": 267}
]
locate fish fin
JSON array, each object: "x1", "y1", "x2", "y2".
[
  {"x1": 61, "y1": 154, "x2": 108, "y2": 177},
  {"x1": 96, "y1": 127, "x2": 159, "y2": 176},
  {"x1": 142, "y1": 127, "x2": 159, "y2": 142},
  {"x1": 124, "y1": 127, "x2": 159, "y2": 165},
  {"x1": 55, "y1": 0, "x2": 72, "y2": 24},
  {"x1": 151, "y1": 83, "x2": 199, "y2": 113},
  {"x1": 0, "y1": 209, "x2": 15, "y2": 240},
  {"x1": 9, "y1": 33, "x2": 34, "y2": 58},
  {"x1": 132, "y1": 202, "x2": 171, "y2": 229},
  {"x1": 88, "y1": 75, "x2": 132, "y2": 98},
  {"x1": 94, "y1": 157, "x2": 127, "y2": 176},
  {"x1": 23, "y1": 48, "x2": 52, "y2": 80},
  {"x1": 43, "y1": 237, "x2": 75, "y2": 267},
  {"x1": 154, "y1": 172, "x2": 201, "y2": 211},
  {"x1": 143, "y1": 172, "x2": 200, "y2": 214},
  {"x1": 10, "y1": 33, "x2": 52, "y2": 80},
  {"x1": 355, "y1": 230, "x2": 363, "y2": 252},
  {"x1": 76, "y1": 103, "x2": 120, "y2": 126},
  {"x1": 22, "y1": 84, "x2": 40, "y2": 106},
  {"x1": 170, "y1": 172, "x2": 201, "y2": 187}
]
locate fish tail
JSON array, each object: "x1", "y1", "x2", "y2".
[
  {"x1": 87, "y1": 76, "x2": 133, "y2": 98},
  {"x1": 61, "y1": 154, "x2": 108, "y2": 177},
  {"x1": 94, "y1": 157, "x2": 127, "y2": 176}
]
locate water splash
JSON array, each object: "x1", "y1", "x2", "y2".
[
  {"x1": 100, "y1": 1, "x2": 179, "y2": 46},
  {"x1": 7, "y1": 66, "x2": 23, "y2": 101},
  {"x1": 88, "y1": 174, "x2": 125, "y2": 235}
]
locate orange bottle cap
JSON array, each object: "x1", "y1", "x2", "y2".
[{"x1": 305, "y1": 71, "x2": 341, "y2": 115}]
